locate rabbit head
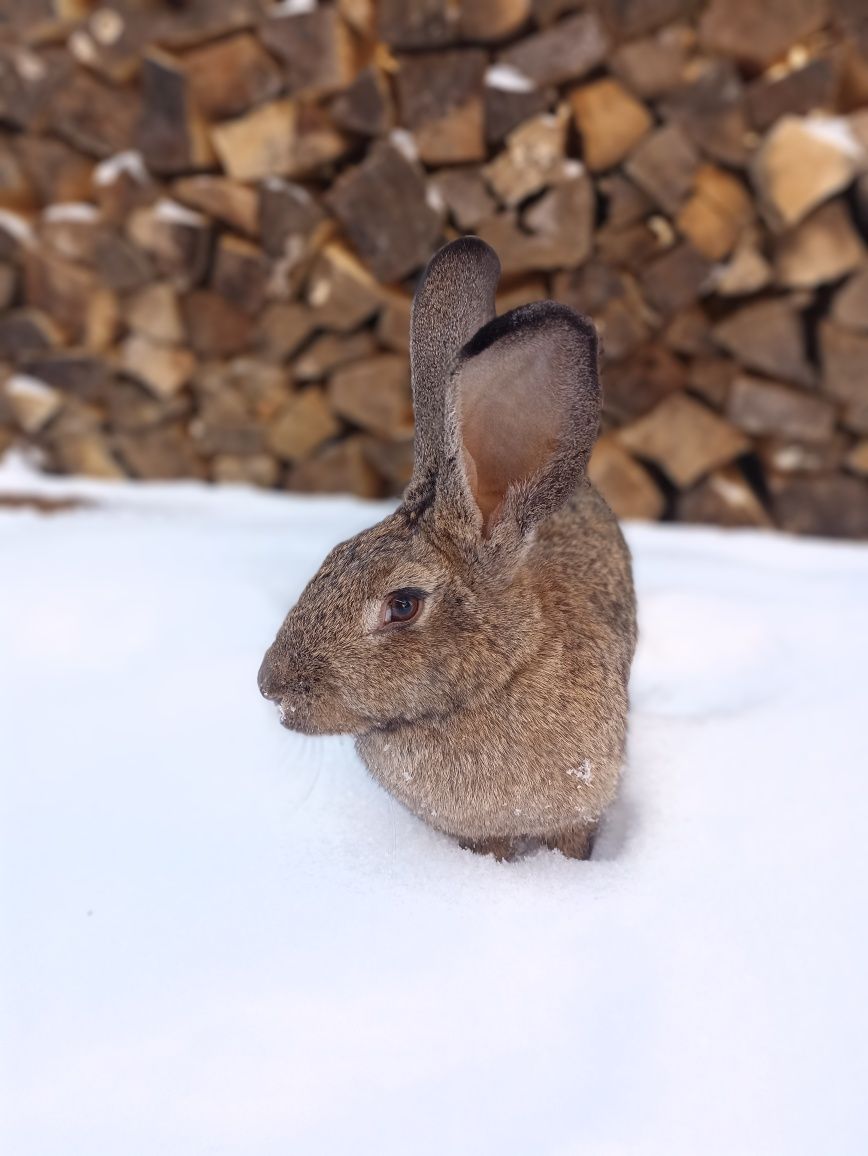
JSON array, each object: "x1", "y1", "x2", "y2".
[{"x1": 258, "y1": 237, "x2": 602, "y2": 738}]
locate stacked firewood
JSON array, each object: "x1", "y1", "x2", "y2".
[{"x1": 1, "y1": 0, "x2": 868, "y2": 536}]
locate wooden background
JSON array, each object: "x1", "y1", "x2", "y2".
[{"x1": 1, "y1": 0, "x2": 867, "y2": 537}]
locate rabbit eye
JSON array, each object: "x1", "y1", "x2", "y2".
[{"x1": 382, "y1": 588, "x2": 424, "y2": 627}]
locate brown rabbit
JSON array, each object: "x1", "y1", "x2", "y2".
[{"x1": 258, "y1": 237, "x2": 637, "y2": 860}]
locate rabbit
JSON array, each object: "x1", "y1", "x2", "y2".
[{"x1": 258, "y1": 236, "x2": 637, "y2": 860}]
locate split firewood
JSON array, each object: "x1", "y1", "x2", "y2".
[
  {"x1": 617, "y1": 392, "x2": 749, "y2": 488},
  {"x1": 51, "y1": 68, "x2": 141, "y2": 159},
  {"x1": 429, "y1": 168, "x2": 496, "y2": 231},
  {"x1": 678, "y1": 468, "x2": 772, "y2": 528},
  {"x1": 20, "y1": 352, "x2": 111, "y2": 404},
  {"x1": 294, "y1": 331, "x2": 379, "y2": 383},
  {"x1": 727, "y1": 374, "x2": 836, "y2": 442},
  {"x1": 483, "y1": 108, "x2": 569, "y2": 206},
  {"x1": 266, "y1": 388, "x2": 341, "y2": 463},
  {"x1": 137, "y1": 49, "x2": 214, "y2": 176},
  {"x1": 121, "y1": 333, "x2": 196, "y2": 399},
  {"x1": 396, "y1": 50, "x2": 487, "y2": 165},
  {"x1": 331, "y1": 67, "x2": 394, "y2": 138},
  {"x1": 173, "y1": 177, "x2": 260, "y2": 239},
  {"x1": 774, "y1": 200, "x2": 866, "y2": 288},
  {"x1": 484, "y1": 66, "x2": 552, "y2": 145},
  {"x1": 499, "y1": 11, "x2": 610, "y2": 87},
  {"x1": 832, "y1": 266, "x2": 868, "y2": 329},
  {"x1": 329, "y1": 354, "x2": 414, "y2": 441},
  {"x1": 181, "y1": 32, "x2": 282, "y2": 121},
  {"x1": 676, "y1": 164, "x2": 754, "y2": 261},
  {"x1": 287, "y1": 435, "x2": 383, "y2": 499},
  {"x1": 698, "y1": 0, "x2": 829, "y2": 71},
  {"x1": 327, "y1": 143, "x2": 441, "y2": 283},
  {"x1": 624, "y1": 123, "x2": 700, "y2": 216},
  {"x1": 126, "y1": 198, "x2": 212, "y2": 290},
  {"x1": 769, "y1": 474, "x2": 868, "y2": 538},
  {"x1": 183, "y1": 290, "x2": 253, "y2": 358},
  {"x1": 610, "y1": 26, "x2": 692, "y2": 100},
  {"x1": 212, "y1": 235, "x2": 270, "y2": 315},
  {"x1": 3, "y1": 372, "x2": 63, "y2": 434},
  {"x1": 124, "y1": 283, "x2": 185, "y2": 346},
  {"x1": 587, "y1": 435, "x2": 665, "y2": 520},
  {"x1": 571, "y1": 78, "x2": 653, "y2": 172},
  {"x1": 260, "y1": 7, "x2": 356, "y2": 99},
  {"x1": 713, "y1": 298, "x2": 815, "y2": 387}
]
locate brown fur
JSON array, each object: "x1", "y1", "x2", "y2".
[{"x1": 259, "y1": 239, "x2": 637, "y2": 860}]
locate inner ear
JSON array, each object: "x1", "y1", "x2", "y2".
[
  {"x1": 459, "y1": 341, "x2": 563, "y2": 523},
  {"x1": 449, "y1": 303, "x2": 601, "y2": 535}
]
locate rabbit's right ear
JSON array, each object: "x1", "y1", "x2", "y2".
[{"x1": 406, "y1": 238, "x2": 500, "y2": 509}]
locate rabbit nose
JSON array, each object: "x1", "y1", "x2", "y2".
[{"x1": 257, "y1": 652, "x2": 282, "y2": 701}]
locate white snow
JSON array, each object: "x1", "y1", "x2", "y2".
[
  {"x1": 43, "y1": 202, "x2": 100, "y2": 224},
  {"x1": 153, "y1": 198, "x2": 208, "y2": 228},
  {"x1": 485, "y1": 63, "x2": 536, "y2": 93},
  {"x1": 1, "y1": 461, "x2": 868, "y2": 1156},
  {"x1": 92, "y1": 151, "x2": 150, "y2": 188}
]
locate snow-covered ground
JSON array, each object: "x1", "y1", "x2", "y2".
[{"x1": 1, "y1": 458, "x2": 867, "y2": 1156}]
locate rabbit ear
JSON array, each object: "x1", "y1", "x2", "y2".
[
  {"x1": 407, "y1": 237, "x2": 500, "y2": 509},
  {"x1": 442, "y1": 302, "x2": 601, "y2": 539}
]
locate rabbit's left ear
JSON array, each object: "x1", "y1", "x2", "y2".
[{"x1": 443, "y1": 302, "x2": 601, "y2": 538}]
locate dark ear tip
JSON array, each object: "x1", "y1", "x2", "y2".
[
  {"x1": 461, "y1": 300, "x2": 600, "y2": 361},
  {"x1": 417, "y1": 236, "x2": 501, "y2": 292}
]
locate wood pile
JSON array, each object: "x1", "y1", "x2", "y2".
[{"x1": 1, "y1": 0, "x2": 868, "y2": 537}]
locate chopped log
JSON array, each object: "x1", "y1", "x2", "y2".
[
  {"x1": 484, "y1": 67, "x2": 552, "y2": 145},
  {"x1": 115, "y1": 425, "x2": 206, "y2": 480},
  {"x1": 663, "y1": 305, "x2": 717, "y2": 358},
  {"x1": 93, "y1": 233, "x2": 155, "y2": 294},
  {"x1": 126, "y1": 198, "x2": 212, "y2": 290},
  {"x1": 769, "y1": 474, "x2": 868, "y2": 538},
  {"x1": 760, "y1": 436, "x2": 846, "y2": 475},
  {"x1": 0, "y1": 309, "x2": 63, "y2": 359},
  {"x1": 256, "y1": 302, "x2": 317, "y2": 363},
  {"x1": 499, "y1": 12, "x2": 610, "y2": 87},
  {"x1": 260, "y1": 179, "x2": 327, "y2": 259},
  {"x1": 727, "y1": 374, "x2": 836, "y2": 441},
  {"x1": 597, "y1": 294, "x2": 653, "y2": 362},
  {"x1": 109, "y1": 379, "x2": 190, "y2": 439},
  {"x1": 571, "y1": 79, "x2": 653, "y2": 172},
  {"x1": 210, "y1": 100, "x2": 296, "y2": 183},
  {"x1": 597, "y1": 0, "x2": 697, "y2": 39},
  {"x1": 483, "y1": 109, "x2": 569, "y2": 206},
  {"x1": 0, "y1": 143, "x2": 34, "y2": 210},
  {"x1": 326, "y1": 142, "x2": 441, "y2": 282},
  {"x1": 495, "y1": 275, "x2": 548, "y2": 314},
  {"x1": 295, "y1": 331, "x2": 378, "y2": 383},
  {"x1": 19, "y1": 353, "x2": 111, "y2": 404},
  {"x1": 751, "y1": 115, "x2": 865, "y2": 231},
  {"x1": 659, "y1": 61, "x2": 752, "y2": 169},
  {"x1": 640, "y1": 242, "x2": 712, "y2": 317},
  {"x1": 124, "y1": 282, "x2": 185, "y2": 345},
  {"x1": 14, "y1": 137, "x2": 94, "y2": 207},
  {"x1": 266, "y1": 388, "x2": 341, "y2": 462},
  {"x1": 587, "y1": 435, "x2": 665, "y2": 520},
  {"x1": 137, "y1": 49, "x2": 214, "y2": 176},
  {"x1": 51, "y1": 68, "x2": 140, "y2": 159},
  {"x1": 212, "y1": 235, "x2": 270, "y2": 315},
  {"x1": 478, "y1": 169, "x2": 594, "y2": 274},
  {"x1": 610, "y1": 27, "x2": 691, "y2": 99},
  {"x1": 183, "y1": 290, "x2": 252, "y2": 358},
  {"x1": 3, "y1": 372, "x2": 63, "y2": 433},
  {"x1": 306, "y1": 243, "x2": 383, "y2": 332},
  {"x1": 747, "y1": 59, "x2": 836, "y2": 131},
  {"x1": 686, "y1": 357, "x2": 736, "y2": 408},
  {"x1": 377, "y1": 288, "x2": 412, "y2": 352},
  {"x1": 618, "y1": 393, "x2": 749, "y2": 487},
  {"x1": 603, "y1": 344, "x2": 688, "y2": 421},
  {"x1": 461, "y1": 0, "x2": 532, "y2": 40},
  {"x1": 774, "y1": 200, "x2": 865, "y2": 288},
  {"x1": 43, "y1": 409, "x2": 124, "y2": 479},
  {"x1": 429, "y1": 167, "x2": 496, "y2": 230},
  {"x1": 188, "y1": 392, "x2": 263, "y2": 457},
  {"x1": 396, "y1": 50, "x2": 487, "y2": 165},
  {"x1": 832, "y1": 266, "x2": 868, "y2": 330},
  {"x1": 287, "y1": 435, "x2": 383, "y2": 499},
  {"x1": 361, "y1": 435, "x2": 414, "y2": 493},
  {"x1": 623, "y1": 124, "x2": 700, "y2": 216},
  {"x1": 0, "y1": 262, "x2": 16, "y2": 310},
  {"x1": 40, "y1": 202, "x2": 103, "y2": 264},
  {"x1": 699, "y1": 0, "x2": 829, "y2": 71},
  {"x1": 173, "y1": 177, "x2": 260, "y2": 238},
  {"x1": 846, "y1": 440, "x2": 868, "y2": 476},
  {"x1": 121, "y1": 334, "x2": 195, "y2": 399},
  {"x1": 92, "y1": 150, "x2": 155, "y2": 225},
  {"x1": 211, "y1": 453, "x2": 280, "y2": 487},
  {"x1": 678, "y1": 468, "x2": 772, "y2": 528},
  {"x1": 24, "y1": 248, "x2": 98, "y2": 342},
  {"x1": 713, "y1": 298, "x2": 814, "y2": 387},
  {"x1": 260, "y1": 7, "x2": 356, "y2": 99},
  {"x1": 376, "y1": 0, "x2": 457, "y2": 50},
  {"x1": 149, "y1": 0, "x2": 260, "y2": 51},
  {"x1": 598, "y1": 173, "x2": 654, "y2": 228},
  {"x1": 329, "y1": 354, "x2": 414, "y2": 440},
  {"x1": 819, "y1": 320, "x2": 868, "y2": 405},
  {"x1": 676, "y1": 164, "x2": 754, "y2": 261},
  {"x1": 331, "y1": 67, "x2": 394, "y2": 138},
  {"x1": 711, "y1": 236, "x2": 773, "y2": 296},
  {"x1": 181, "y1": 32, "x2": 282, "y2": 120}
]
